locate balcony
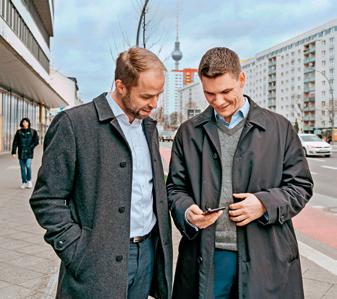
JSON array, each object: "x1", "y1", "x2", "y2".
[
  {"x1": 303, "y1": 48, "x2": 316, "y2": 55},
  {"x1": 303, "y1": 115, "x2": 315, "y2": 121},
  {"x1": 304, "y1": 57, "x2": 316, "y2": 64},
  {"x1": 304, "y1": 97, "x2": 315, "y2": 103},
  {"x1": 304, "y1": 76, "x2": 315, "y2": 83},
  {"x1": 304, "y1": 67, "x2": 315, "y2": 74},
  {"x1": 303, "y1": 106, "x2": 315, "y2": 112},
  {"x1": 304, "y1": 86, "x2": 315, "y2": 93},
  {"x1": 269, "y1": 60, "x2": 277, "y2": 67}
]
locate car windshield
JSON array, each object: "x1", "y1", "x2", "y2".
[{"x1": 300, "y1": 135, "x2": 322, "y2": 142}]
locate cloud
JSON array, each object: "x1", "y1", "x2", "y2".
[{"x1": 51, "y1": 0, "x2": 337, "y2": 101}]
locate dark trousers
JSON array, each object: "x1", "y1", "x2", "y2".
[
  {"x1": 19, "y1": 158, "x2": 32, "y2": 183},
  {"x1": 128, "y1": 236, "x2": 155, "y2": 299},
  {"x1": 214, "y1": 249, "x2": 238, "y2": 299}
]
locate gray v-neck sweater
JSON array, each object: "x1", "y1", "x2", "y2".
[{"x1": 215, "y1": 119, "x2": 245, "y2": 251}]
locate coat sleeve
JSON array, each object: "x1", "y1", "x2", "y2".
[
  {"x1": 31, "y1": 129, "x2": 39, "y2": 149},
  {"x1": 11, "y1": 131, "x2": 19, "y2": 155},
  {"x1": 255, "y1": 121, "x2": 314, "y2": 225},
  {"x1": 30, "y1": 112, "x2": 81, "y2": 266},
  {"x1": 167, "y1": 128, "x2": 199, "y2": 240}
]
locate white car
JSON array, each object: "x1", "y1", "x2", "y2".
[{"x1": 298, "y1": 133, "x2": 332, "y2": 157}]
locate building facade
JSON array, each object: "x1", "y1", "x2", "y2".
[
  {"x1": 242, "y1": 19, "x2": 337, "y2": 139},
  {"x1": 0, "y1": 0, "x2": 79, "y2": 153},
  {"x1": 178, "y1": 80, "x2": 208, "y2": 123}
]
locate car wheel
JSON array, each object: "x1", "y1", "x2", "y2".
[{"x1": 303, "y1": 148, "x2": 307, "y2": 157}]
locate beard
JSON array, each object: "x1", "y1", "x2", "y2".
[{"x1": 121, "y1": 93, "x2": 149, "y2": 120}]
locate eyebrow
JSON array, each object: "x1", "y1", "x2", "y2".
[
  {"x1": 140, "y1": 90, "x2": 164, "y2": 97},
  {"x1": 204, "y1": 88, "x2": 233, "y2": 94}
]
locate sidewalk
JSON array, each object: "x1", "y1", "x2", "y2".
[
  {"x1": 0, "y1": 147, "x2": 58, "y2": 298},
  {"x1": 0, "y1": 147, "x2": 336, "y2": 298}
]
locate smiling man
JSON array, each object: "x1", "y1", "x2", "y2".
[
  {"x1": 30, "y1": 47, "x2": 172, "y2": 299},
  {"x1": 167, "y1": 47, "x2": 313, "y2": 298}
]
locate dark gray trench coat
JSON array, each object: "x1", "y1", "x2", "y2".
[
  {"x1": 30, "y1": 93, "x2": 172, "y2": 298},
  {"x1": 167, "y1": 96, "x2": 313, "y2": 299}
]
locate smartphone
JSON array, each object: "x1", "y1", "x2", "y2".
[{"x1": 203, "y1": 206, "x2": 227, "y2": 215}]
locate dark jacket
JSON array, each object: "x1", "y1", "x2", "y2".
[
  {"x1": 30, "y1": 94, "x2": 173, "y2": 299},
  {"x1": 11, "y1": 128, "x2": 39, "y2": 159},
  {"x1": 167, "y1": 96, "x2": 313, "y2": 299}
]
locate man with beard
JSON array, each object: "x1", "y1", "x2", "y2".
[{"x1": 30, "y1": 47, "x2": 172, "y2": 299}]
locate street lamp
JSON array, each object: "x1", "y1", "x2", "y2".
[{"x1": 316, "y1": 69, "x2": 335, "y2": 144}]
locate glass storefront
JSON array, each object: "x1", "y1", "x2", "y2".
[{"x1": 0, "y1": 88, "x2": 41, "y2": 152}]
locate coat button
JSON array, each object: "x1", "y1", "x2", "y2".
[
  {"x1": 118, "y1": 207, "x2": 125, "y2": 213},
  {"x1": 58, "y1": 240, "x2": 64, "y2": 245},
  {"x1": 197, "y1": 256, "x2": 203, "y2": 263},
  {"x1": 119, "y1": 162, "x2": 126, "y2": 168},
  {"x1": 116, "y1": 255, "x2": 123, "y2": 262},
  {"x1": 212, "y1": 153, "x2": 218, "y2": 159}
]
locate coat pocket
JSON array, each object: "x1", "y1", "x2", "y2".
[
  {"x1": 282, "y1": 222, "x2": 299, "y2": 262},
  {"x1": 67, "y1": 226, "x2": 92, "y2": 278}
]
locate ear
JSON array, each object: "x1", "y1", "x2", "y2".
[
  {"x1": 115, "y1": 79, "x2": 128, "y2": 97},
  {"x1": 239, "y1": 72, "x2": 246, "y2": 88}
]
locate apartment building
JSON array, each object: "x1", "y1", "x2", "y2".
[
  {"x1": 242, "y1": 19, "x2": 337, "y2": 139},
  {"x1": 0, "y1": 0, "x2": 79, "y2": 152}
]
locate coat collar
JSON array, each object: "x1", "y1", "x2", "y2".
[
  {"x1": 93, "y1": 92, "x2": 157, "y2": 126},
  {"x1": 93, "y1": 93, "x2": 157, "y2": 148},
  {"x1": 192, "y1": 95, "x2": 267, "y2": 131}
]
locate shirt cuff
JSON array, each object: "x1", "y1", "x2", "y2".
[{"x1": 185, "y1": 208, "x2": 199, "y2": 231}]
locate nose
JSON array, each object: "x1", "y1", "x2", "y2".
[
  {"x1": 149, "y1": 96, "x2": 158, "y2": 109},
  {"x1": 214, "y1": 94, "x2": 223, "y2": 105}
]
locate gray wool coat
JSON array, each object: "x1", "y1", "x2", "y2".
[
  {"x1": 167, "y1": 96, "x2": 313, "y2": 299},
  {"x1": 30, "y1": 93, "x2": 173, "y2": 299}
]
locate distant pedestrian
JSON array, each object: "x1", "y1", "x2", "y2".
[{"x1": 11, "y1": 118, "x2": 39, "y2": 189}]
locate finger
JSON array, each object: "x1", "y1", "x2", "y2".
[
  {"x1": 229, "y1": 202, "x2": 244, "y2": 210},
  {"x1": 228, "y1": 208, "x2": 244, "y2": 216},
  {"x1": 198, "y1": 211, "x2": 224, "y2": 228},
  {"x1": 230, "y1": 214, "x2": 248, "y2": 222},
  {"x1": 233, "y1": 193, "x2": 249, "y2": 199},
  {"x1": 235, "y1": 218, "x2": 252, "y2": 226},
  {"x1": 188, "y1": 204, "x2": 204, "y2": 215}
]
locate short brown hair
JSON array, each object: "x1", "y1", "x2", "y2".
[
  {"x1": 115, "y1": 47, "x2": 166, "y2": 88},
  {"x1": 198, "y1": 47, "x2": 241, "y2": 79}
]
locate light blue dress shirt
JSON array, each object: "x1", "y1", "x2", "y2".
[
  {"x1": 106, "y1": 93, "x2": 156, "y2": 238},
  {"x1": 214, "y1": 97, "x2": 250, "y2": 127}
]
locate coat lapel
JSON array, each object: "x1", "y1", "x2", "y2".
[{"x1": 193, "y1": 106, "x2": 221, "y2": 160}]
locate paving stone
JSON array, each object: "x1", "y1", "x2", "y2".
[
  {"x1": 303, "y1": 278, "x2": 333, "y2": 299},
  {"x1": 0, "y1": 284, "x2": 37, "y2": 299},
  {"x1": 0, "y1": 262, "x2": 44, "y2": 284},
  {"x1": 0, "y1": 236, "x2": 31, "y2": 250},
  {"x1": 0, "y1": 248, "x2": 25, "y2": 262},
  {"x1": 323, "y1": 284, "x2": 337, "y2": 299},
  {"x1": 0, "y1": 280, "x2": 11, "y2": 289}
]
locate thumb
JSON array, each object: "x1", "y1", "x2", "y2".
[{"x1": 188, "y1": 204, "x2": 204, "y2": 215}]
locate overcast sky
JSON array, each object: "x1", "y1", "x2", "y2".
[{"x1": 51, "y1": 0, "x2": 337, "y2": 101}]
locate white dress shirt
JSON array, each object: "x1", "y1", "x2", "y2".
[{"x1": 106, "y1": 93, "x2": 156, "y2": 238}]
